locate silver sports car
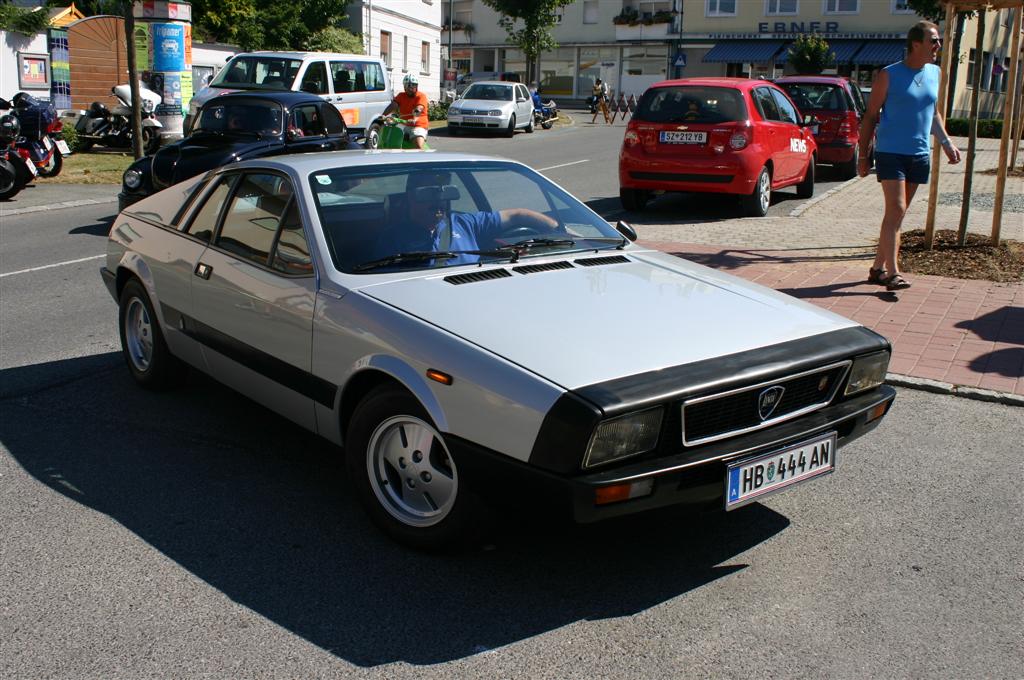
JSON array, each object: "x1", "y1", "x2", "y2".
[{"x1": 102, "y1": 150, "x2": 896, "y2": 549}]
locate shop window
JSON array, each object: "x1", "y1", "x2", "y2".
[
  {"x1": 824, "y1": 0, "x2": 858, "y2": 14},
  {"x1": 967, "y1": 48, "x2": 976, "y2": 86},
  {"x1": 706, "y1": 0, "x2": 736, "y2": 17},
  {"x1": 766, "y1": 0, "x2": 798, "y2": 15},
  {"x1": 982, "y1": 51, "x2": 993, "y2": 90},
  {"x1": 421, "y1": 42, "x2": 430, "y2": 74}
]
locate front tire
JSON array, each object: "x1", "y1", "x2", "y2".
[
  {"x1": 525, "y1": 116, "x2": 534, "y2": 133},
  {"x1": 796, "y1": 155, "x2": 815, "y2": 198},
  {"x1": 38, "y1": 149, "x2": 63, "y2": 178},
  {"x1": 118, "y1": 279, "x2": 181, "y2": 390},
  {"x1": 743, "y1": 166, "x2": 772, "y2": 217},
  {"x1": 142, "y1": 127, "x2": 161, "y2": 156},
  {"x1": 346, "y1": 385, "x2": 477, "y2": 550},
  {"x1": 505, "y1": 115, "x2": 516, "y2": 138}
]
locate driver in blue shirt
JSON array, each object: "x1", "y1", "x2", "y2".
[{"x1": 392, "y1": 172, "x2": 560, "y2": 266}]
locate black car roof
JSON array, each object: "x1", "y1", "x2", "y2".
[{"x1": 202, "y1": 91, "x2": 325, "y2": 108}]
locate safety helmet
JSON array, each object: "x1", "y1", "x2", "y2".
[
  {"x1": 403, "y1": 73, "x2": 419, "y2": 87},
  {"x1": 0, "y1": 114, "x2": 20, "y2": 144}
]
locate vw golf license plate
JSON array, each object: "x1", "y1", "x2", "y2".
[
  {"x1": 659, "y1": 130, "x2": 706, "y2": 144},
  {"x1": 725, "y1": 432, "x2": 836, "y2": 509}
]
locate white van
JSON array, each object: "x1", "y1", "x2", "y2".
[{"x1": 186, "y1": 51, "x2": 393, "y2": 145}]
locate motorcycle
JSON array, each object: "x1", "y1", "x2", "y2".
[
  {"x1": 531, "y1": 93, "x2": 558, "y2": 130},
  {"x1": 377, "y1": 114, "x2": 430, "y2": 149},
  {"x1": 74, "y1": 83, "x2": 163, "y2": 155},
  {"x1": 10, "y1": 92, "x2": 70, "y2": 178},
  {"x1": 0, "y1": 98, "x2": 40, "y2": 201}
]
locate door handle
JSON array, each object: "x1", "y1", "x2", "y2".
[{"x1": 195, "y1": 262, "x2": 213, "y2": 279}]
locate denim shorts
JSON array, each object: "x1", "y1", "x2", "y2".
[{"x1": 875, "y1": 151, "x2": 930, "y2": 184}]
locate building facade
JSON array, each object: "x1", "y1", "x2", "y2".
[
  {"x1": 344, "y1": 0, "x2": 444, "y2": 100},
  {"x1": 441, "y1": 0, "x2": 1021, "y2": 114}
]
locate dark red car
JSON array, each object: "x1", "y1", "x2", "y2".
[
  {"x1": 775, "y1": 75, "x2": 868, "y2": 179},
  {"x1": 619, "y1": 78, "x2": 817, "y2": 217}
]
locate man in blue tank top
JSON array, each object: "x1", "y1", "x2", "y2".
[{"x1": 857, "y1": 20, "x2": 961, "y2": 291}]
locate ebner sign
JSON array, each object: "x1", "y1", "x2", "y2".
[{"x1": 760, "y1": 21, "x2": 840, "y2": 33}]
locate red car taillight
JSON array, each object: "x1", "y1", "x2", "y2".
[
  {"x1": 729, "y1": 123, "x2": 752, "y2": 150},
  {"x1": 624, "y1": 128, "x2": 640, "y2": 146}
]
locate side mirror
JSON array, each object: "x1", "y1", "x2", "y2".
[
  {"x1": 516, "y1": 97, "x2": 528, "y2": 103},
  {"x1": 615, "y1": 220, "x2": 637, "y2": 243}
]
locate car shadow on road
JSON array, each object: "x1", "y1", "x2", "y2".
[
  {"x1": 2, "y1": 354, "x2": 790, "y2": 667},
  {"x1": 588, "y1": 190, "x2": 807, "y2": 225},
  {"x1": 69, "y1": 215, "x2": 116, "y2": 237}
]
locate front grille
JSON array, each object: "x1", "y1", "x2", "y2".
[
  {"x1": 630, "y1": 171, "x2": 734, "y2": 184},
  {"x1": 681, "y1": 362, "x2": 850, "y2": 446}
]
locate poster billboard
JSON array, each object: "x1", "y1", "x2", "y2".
[{"x1": 153, "y1": 23, "x2": 186, "y2": 72}]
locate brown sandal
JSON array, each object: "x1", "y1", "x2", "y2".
[
  {"x1": 868, "y1": 267, "x2": 887, "y2": 285},
  {"x1": 883, "y1": 273, "x2": 911, "y2": 291}
]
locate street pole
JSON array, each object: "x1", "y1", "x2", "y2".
[
  {"x1": 448, "y1": 0, "x2": 453, "y2": 72},
  {"x1": 123, "y1": 1, "x2": 143, "y2": 160}
]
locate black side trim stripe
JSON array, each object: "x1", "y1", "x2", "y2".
[{"x1": 161, "y1": 303, "x2": 338, "y2": 408}]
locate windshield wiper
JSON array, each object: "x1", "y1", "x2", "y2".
[
  {"x1": 353, "y1": 249, "x2": 508, "y2": 272},
  {"x1": 497, "y1": 237, "x2": 576, "y2": 251}
]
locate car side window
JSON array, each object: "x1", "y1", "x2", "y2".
[
  {"x1": 321, "y1": 103, "x2": 347, "y2": 136},
  {"x1": 753, "y1": 87, "x2": 781, "y2": 122},
  {"x1": 300, "y1": 61, "x2": 328, "y2": 95},
  {"x1": 271, "y1": 201, "x2": 313, "y2": 275},
  {"x1": 216, "y1": 173, "x2": 294, "y2": 266},
  {"x1": 186, "y1": 176, "x2": 235, "y2": 243},
  {"x1": 291, "y1": 104, "x2": 325, "y2": 136},
  {"x1": 770, "y1": 88, "x2": 800, "y2": 125}
]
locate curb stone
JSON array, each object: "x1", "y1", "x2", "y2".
[
  {"x1": 886, "y1": 374, "x2": 1024, "y2": 407},
  {"x1": 0, "y1": 196, "x2": 118, "y2": 216}
]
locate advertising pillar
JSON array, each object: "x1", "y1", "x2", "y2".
[{"x1": 132, "y1": 1, "x2": 193, "y2": 139}]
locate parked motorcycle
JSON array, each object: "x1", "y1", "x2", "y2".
[
  {"x1": 10, "y1": 92, "x2": 70, "y2": 178},
  {"x1": 531, "y1": 92, "x2": 558, "y2": 130},
  {"x1": 75, "y1": 84, "x2": 163, "y2": 155},
  {"x1": 0, "y1": 98, "x2": 39, "y2": 201}
]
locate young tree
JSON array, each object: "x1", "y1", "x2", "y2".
[
  {"x1": 481, "y1": 0, "x2": 574, "y2": 88},
  {"x1": 787, "y1": 34, "x2": 834, "y2": 75}
]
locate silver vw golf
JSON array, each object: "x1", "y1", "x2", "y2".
[{"x1": 102, "y1": 150, "x2": 895, "y2": 549}]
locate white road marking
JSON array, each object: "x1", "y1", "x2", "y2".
[
  {"x1": 1, "y1": 254, "x2": 105, "y2": 279},
  {"x1": 537, "y1": 159, "x2": 590, "y2": 172}
]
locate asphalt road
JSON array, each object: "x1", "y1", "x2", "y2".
[{"x1": 2, "y1": 125, "x2": 1021, "y2": 679}]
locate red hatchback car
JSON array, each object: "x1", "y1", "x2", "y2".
[
  {"x1": 775, "y1": 76, "x2": 868, "y2": 179},
  {"x1": 619, "y1": 78, "x2": 817, "y2": 217}
]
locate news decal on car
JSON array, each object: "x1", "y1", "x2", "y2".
[{"x1": 102, "y1": 151, "x2": 895, "y2": 549}]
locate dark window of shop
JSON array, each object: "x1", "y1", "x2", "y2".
[{"x1": 770, "y1": 88, "x2": 800, "y2": 124}]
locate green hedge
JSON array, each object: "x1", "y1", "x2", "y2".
[
  {"x1": 428, "y1": 100, "x2": 450, "y2": 121},
  {"x1": 946, "y1": 118, "x2": 1003, "y2": 138},
  {"x1": 61, "y1": 121, "x2": 81, "y2": 153}
]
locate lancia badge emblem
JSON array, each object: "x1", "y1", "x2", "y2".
[{"x1": 757, "y1": 386, "x2": 785, "y2": 421}]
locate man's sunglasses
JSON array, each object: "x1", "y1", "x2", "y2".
[{"x1": 930, "y1": 38, "x2": 942, "y2": 45}]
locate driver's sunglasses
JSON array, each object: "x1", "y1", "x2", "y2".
[{"x1": 930, "y1": 38, "x2": 942, "y2": 45}]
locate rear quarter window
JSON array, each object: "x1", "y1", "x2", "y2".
[{"x1": 635, "y1": 86, "x2": 746, "y2": 124}]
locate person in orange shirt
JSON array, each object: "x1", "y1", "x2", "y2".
[{"x1": 382, "y1": 73, "x2": 430, "y2": 149}]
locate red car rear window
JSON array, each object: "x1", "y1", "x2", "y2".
[
  {"x1": 777, "y1": 83, "x2": 850, "y2": 112},
  {"x1": 635, "y1": 86, "x2": 747, "y2": 124}
]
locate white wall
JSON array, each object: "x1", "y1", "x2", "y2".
[
  {"x1": 360, "y1": 0, "x2": 443, "y2": 100},
  {"x1": 1, "y1": 30, "x2": 50, "y2": 101}
]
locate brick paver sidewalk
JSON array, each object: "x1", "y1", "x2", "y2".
[{"x1": 634, "y1": 136, "x2": 1023, "y2": 401}]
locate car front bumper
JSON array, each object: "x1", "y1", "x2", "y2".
[
  {"x1": 447, "y1": 113, "x2": 510, "y2": 130},
  {"x1": 452, "y1": 385, "x2": 896, "y2": 524}
]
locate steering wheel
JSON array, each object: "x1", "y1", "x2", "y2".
[{"x1": 499, "y1": 226, "x2": 542, "y2": 240}]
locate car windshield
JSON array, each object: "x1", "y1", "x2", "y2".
[
  {"x1": 634, "y1": 86, "x2": 746, "y2": 124},
  {"x1": 193, "y1": 102, "x2": 283, "y2": 136},
  {"x1": 463, "y1": 84, "x2": 513, "y2": 101},
  {"x1": 211, "y1": 57, "x2": 303, "y2": 90},
  {"x1": 310, "y1": 161, "x2": 624, "y2": 274},
  {"x1": 778, "y1": 83, "x2": 849, "y2": 112}
]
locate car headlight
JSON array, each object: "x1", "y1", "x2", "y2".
[
  {"x1": 142, "y1": 99, "x2": 155, "y2": 113},
  {"x1": 488, "y1": 109, "x2": 503, "y2": 116},
  {"x1": 584, "y1": 407, "x2": 663, "y2": 468},
  {"x1": 123, "y1": 168, "x2": 143, "y2": 190},
  {"x1": 844, "y1": 351, "x2": 890, "y2": 396}
]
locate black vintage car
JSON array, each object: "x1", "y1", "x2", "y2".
[{"x1": 118, "y1": 91, "x2": 360, "y2": 210}]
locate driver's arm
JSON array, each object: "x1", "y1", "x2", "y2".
[{"x1": 497, "y1": 208, "x2": 559, "y2": 231}]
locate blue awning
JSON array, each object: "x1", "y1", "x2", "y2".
[
  {"x1": 852, "y1": 40, "x2": 905, "y2": 65},
  {"x1": 702, "y1": 40, "x2": 785, "y2": 64},
  {"x1": 776, "y1": 40, "x2": 866, "y2": 65}
]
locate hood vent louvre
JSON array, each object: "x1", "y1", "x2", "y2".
[
  {"x1": 574, "y1": 255, "x2": 630, "y2": 267},
  {"x1": 513, "y1": 261, "x2": 575, "y2": 275},
  {"x1": 444, "y1": 268, "x2": 512, "y2": 285}
]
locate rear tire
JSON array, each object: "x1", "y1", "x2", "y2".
[
  {"x1": 743, "y1": 167, "x2": 772, "y2": 217},
  {"x1": 0, "y1": 159, "x2": 21, "y2": 200},
  {"x1": 365, "y1": 122, "x2": 382, "y2": 149},
  {"x1": 118, "y1": 279, "x2": 182, "y2": 390},
  {"x1": 796, "y1": 156, "x2": 815, "y2": 198},
  {"x1": 620, "y1": 187, "x2": 649, "y2": 211},
  {"x1": 838, "y1": 147, "x2": 858, "y2": 180},
  {"x1": 346, "y1": 385, "x2": 479, "y2": 551}
]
